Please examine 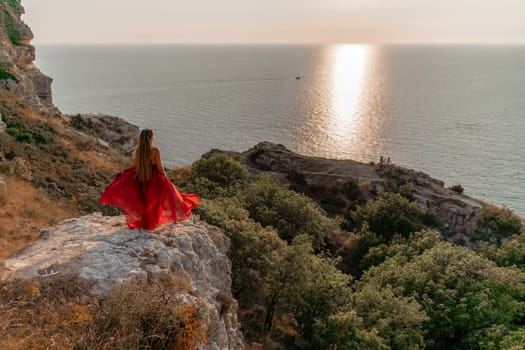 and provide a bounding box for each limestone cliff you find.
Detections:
[1,213,245,349]
[0,0,56,114]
